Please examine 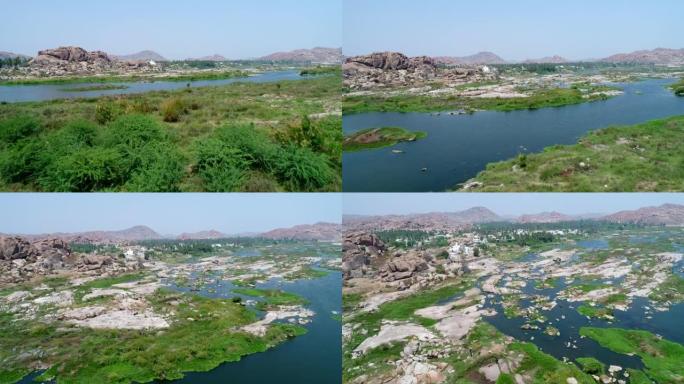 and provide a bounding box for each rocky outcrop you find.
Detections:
[380,251,430,285]
[344,51,497,90]
[14,46,161,78]
[0,235,135,285]
[343,232,387,279]
[33,46,111,64]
